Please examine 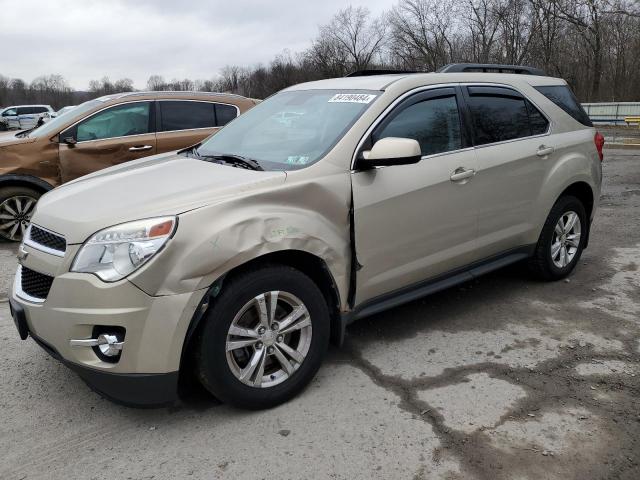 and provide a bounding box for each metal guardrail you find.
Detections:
[582,102,640,125]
